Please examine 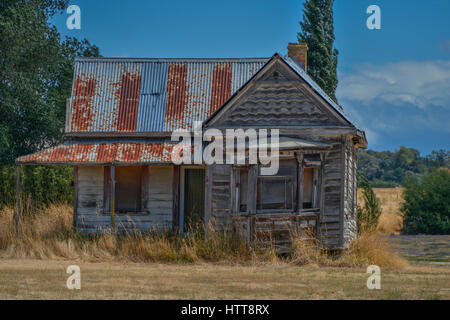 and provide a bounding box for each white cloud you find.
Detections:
[336,60,450,150]
[337,60,450,109]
